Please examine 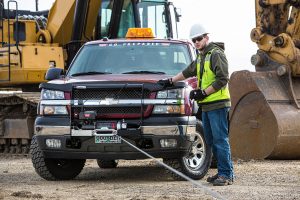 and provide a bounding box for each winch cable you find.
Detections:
[107,83,224,199]
[119,136,226,200]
